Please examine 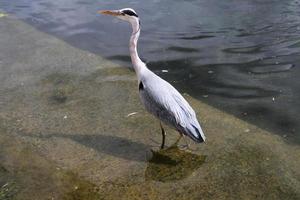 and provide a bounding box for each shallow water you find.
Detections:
[0,15,300,199]
[1,0,300,142]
